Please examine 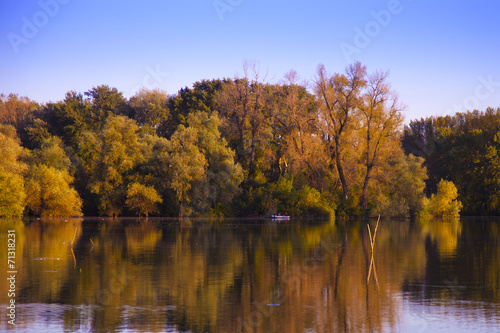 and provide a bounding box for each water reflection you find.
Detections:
[0,218,499,332]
